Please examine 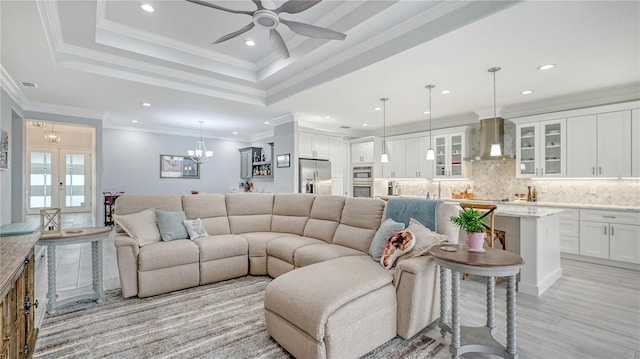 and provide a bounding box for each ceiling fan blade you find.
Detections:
[280,19,346,40]
[185,0,253,15]
[213,23,255,44]
[275,0,321,14]
[269,29,290,59]
[251,0,264,10]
